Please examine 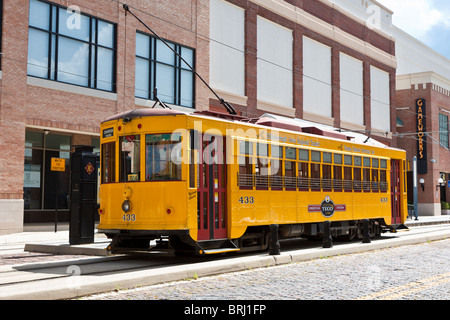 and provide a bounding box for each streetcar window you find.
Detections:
[255,157,269,188]
[240,141,253,155]
[311,151,321,162]
[344,155,352,166]
[354,156,362,166]
[353,167,361,191]
[323,164,332,190]
[333,164,343,191]
[310,163,320,191]
[363,167,371,192]
[271,145,282,158]
[323,152,332,163]
[343,166,352,192]
[372,158,379,168]
[380,169,388,192]
[284,160,296,189]
[363,157,371,167]
[334,154,342,165]
[119,135,141,182]
[285,147,296,160]
[298,162,309,191]
[145,133,182,181]
[101,142,116,183]
[257,143,268,156]
[299,149,309,161]
[372,168,379,192]
[380,159,387,169]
